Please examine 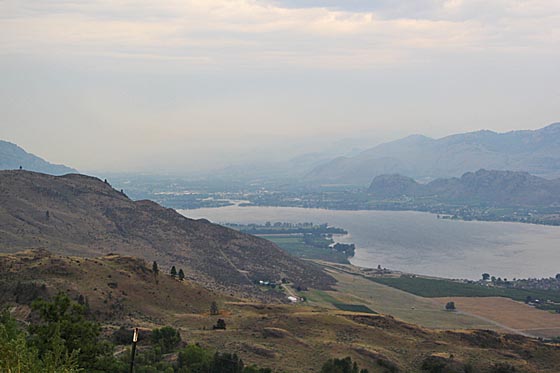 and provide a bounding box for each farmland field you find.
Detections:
[433,297,560,338]
[369,275,560,303]
[260,234,350,263]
